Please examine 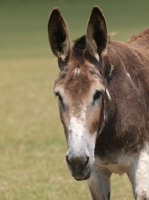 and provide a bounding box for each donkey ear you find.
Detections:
[48,8,71,61]
[86,6,107,61]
